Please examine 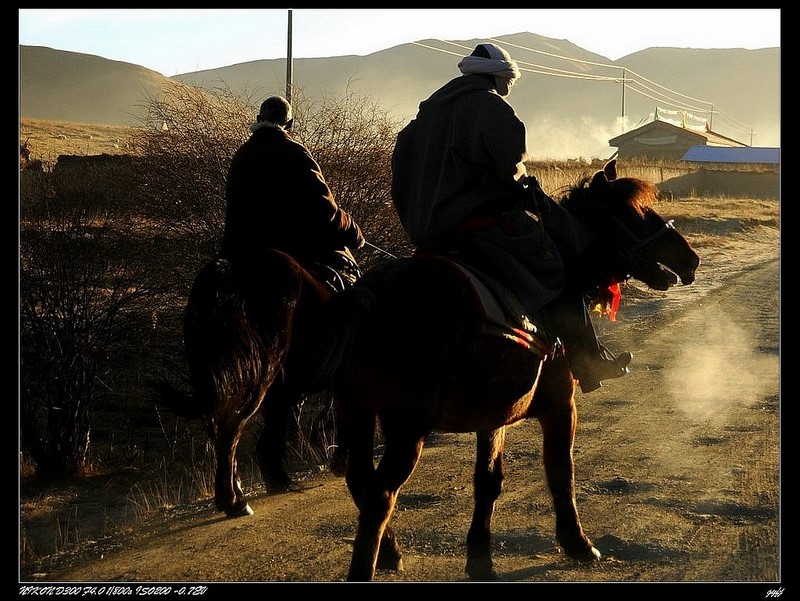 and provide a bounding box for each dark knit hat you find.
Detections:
[258,96,293,126]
